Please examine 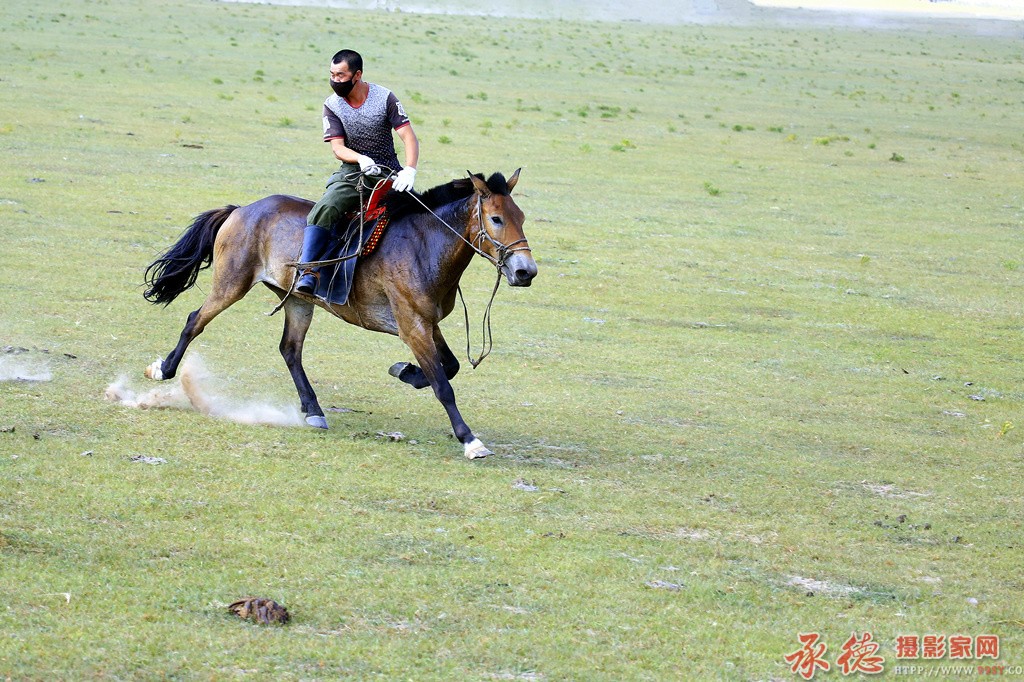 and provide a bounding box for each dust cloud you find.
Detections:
[105,354,305,427]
